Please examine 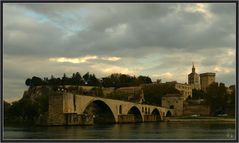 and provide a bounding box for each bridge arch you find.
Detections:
[151,108,162,121]
[83,99,116,123]
[166,110,172,117]
[127,106,143,122]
